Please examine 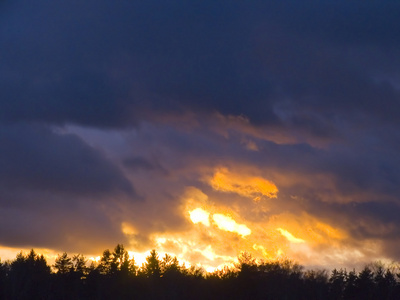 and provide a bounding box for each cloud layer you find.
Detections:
[1,0,400,269]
